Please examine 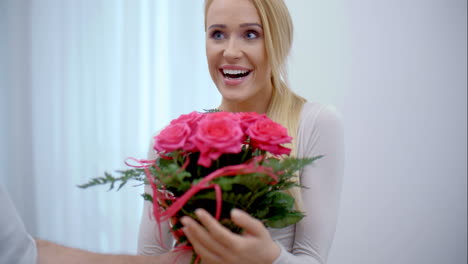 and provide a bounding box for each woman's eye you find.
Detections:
[211,31,225,40]
[245,31,258,39]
